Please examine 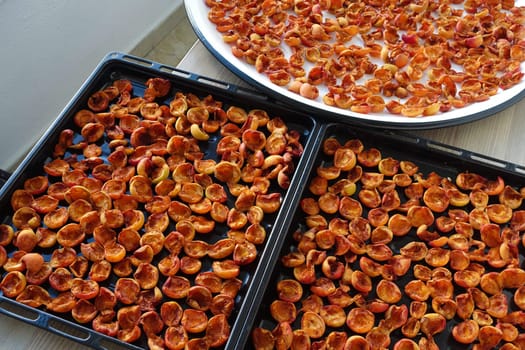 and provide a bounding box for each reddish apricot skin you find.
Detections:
[162,276,191,300]
[351,270,372,293]
[159,301,183,328]
[480,272,503,295]
[252,328,275,349]
[376,279,402,304]
[404,280,430,301]
[270,300,297,323]
[425,247,450,267]
[47,291,76,313]
[320,304,346,328]
[515,285,525,310]
[277,279,303,303]
[164,325,188,350]
[346,307,375,334]
[431,296,457,320]
[345,335,370,350]
[181,309,208,334]
[393,338,419,350]
[454,270,481,289]
[400,242,428,261]
[71,278,100,300]
[310,277,336,297]
[206,314,230,347]
[478,325,503,349]
[418,314,445,340]
[388,214,411,236]
[72,299,98,324]
[500,268,525,289]
[115,278,140,305]
[407,205,434,227]
[0,271,27,298]
[456,293,475,320]
[423,185,449,213]
[453,320,480,344]
[301,311,325,339]
[366,326,391,349]
[487,293,509,319]
[212,259,240,279]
